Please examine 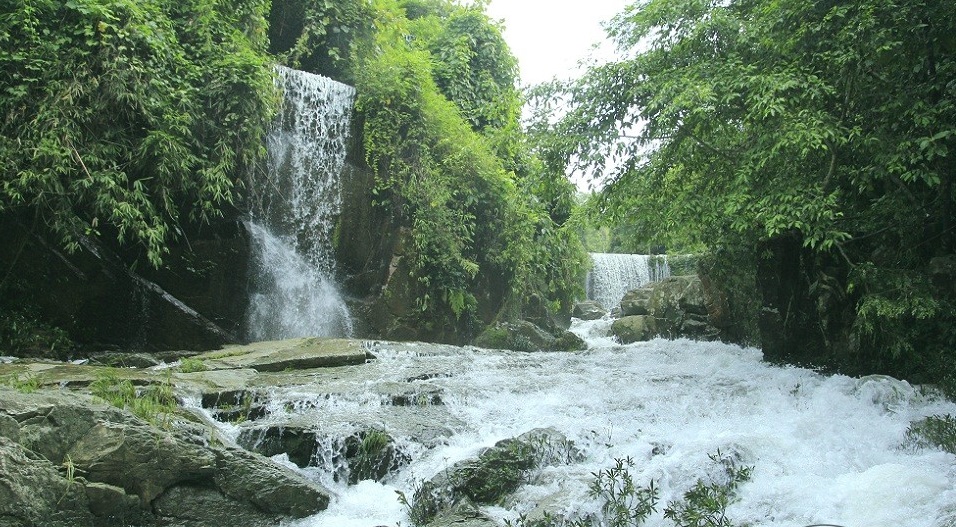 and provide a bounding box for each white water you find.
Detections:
[215,318,956,527]
[246,66,355,340]
[587,253,671,311]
